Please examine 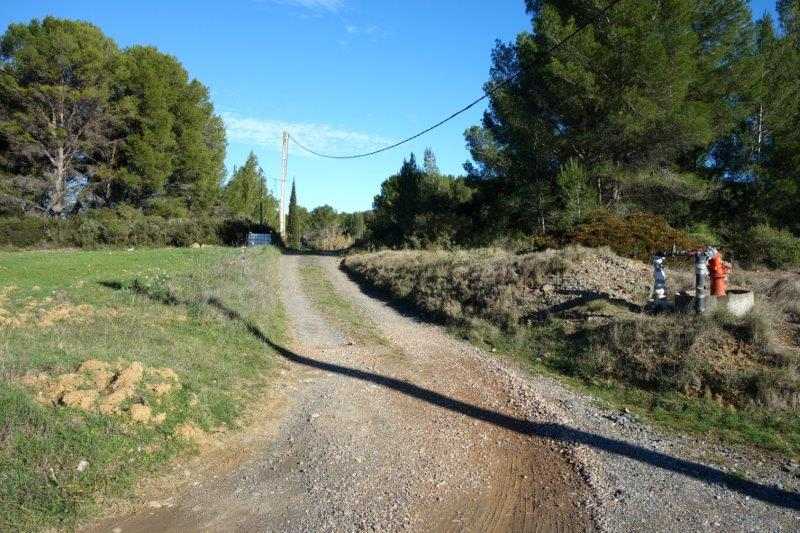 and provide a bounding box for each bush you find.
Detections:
[733,224,800,269]
[0,211,267,249]
[686,222,721,246]
[144,197,190,218]
[579,306,794,404]
[217,217,255,247]
[0,217,49,247]
[574,210,700,261]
